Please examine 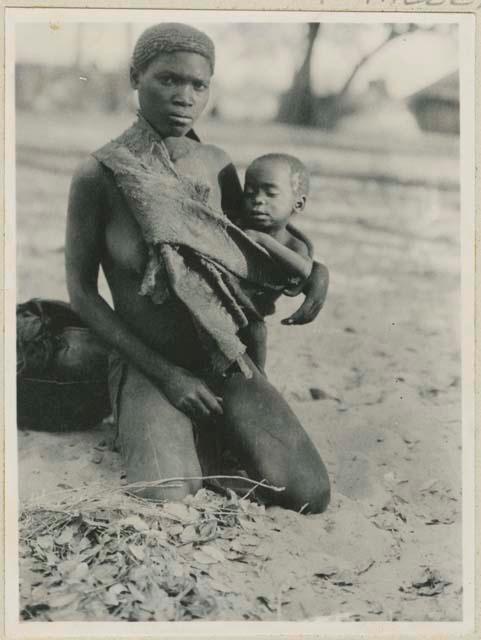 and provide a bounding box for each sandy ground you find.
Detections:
[15,111,462,621]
